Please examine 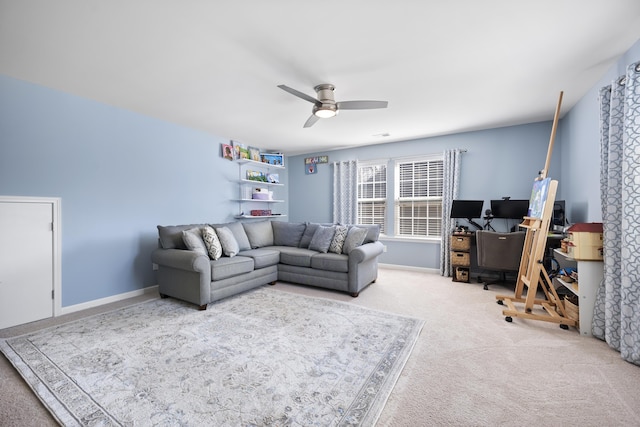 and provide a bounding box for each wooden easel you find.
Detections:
[495,92,575,329]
